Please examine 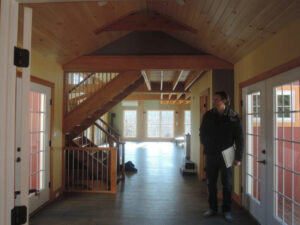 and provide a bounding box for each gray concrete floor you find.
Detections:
[30,142,258,225]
